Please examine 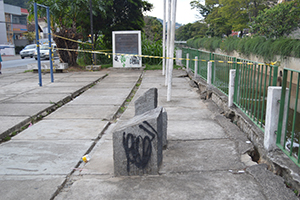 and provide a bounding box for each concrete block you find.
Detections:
[56,63,68,69]
[134,88,167,147]
[134,88,158,116]
[113,107,163,176]
[27,62,68,70]
[85,65,101,71]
